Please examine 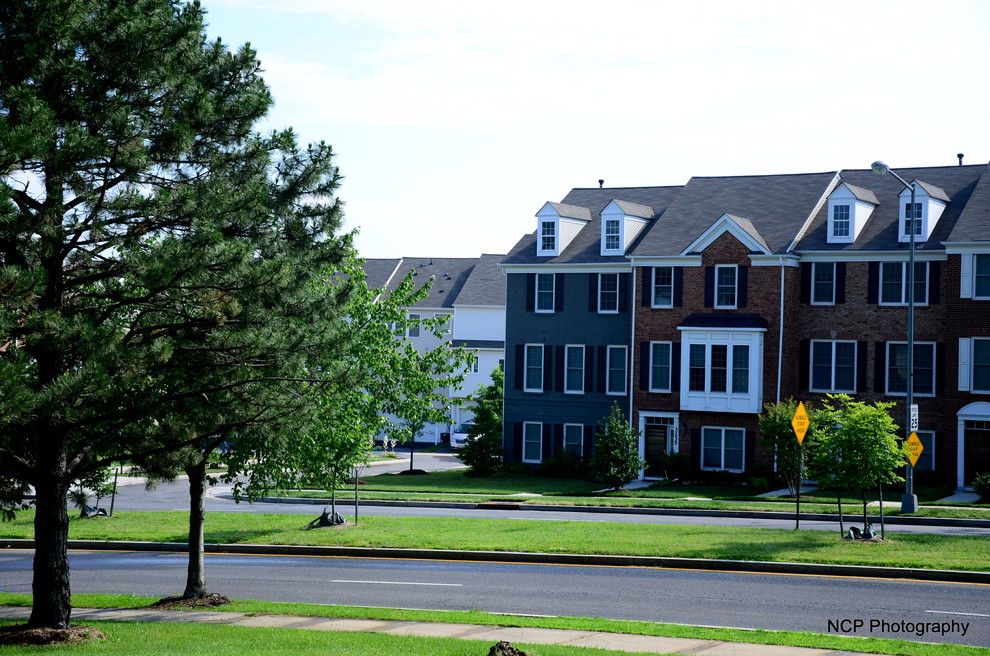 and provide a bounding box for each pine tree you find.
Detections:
[591,403,645,490]
[460,366,504,476]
